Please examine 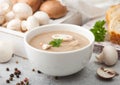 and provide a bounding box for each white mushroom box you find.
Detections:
[0,10,81,58]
